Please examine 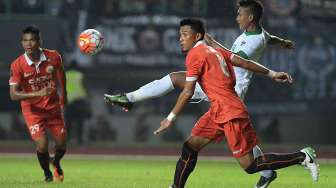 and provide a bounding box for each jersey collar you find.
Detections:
[244,27,262,36]
[24,48,47,66]
[193,40,205,48]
